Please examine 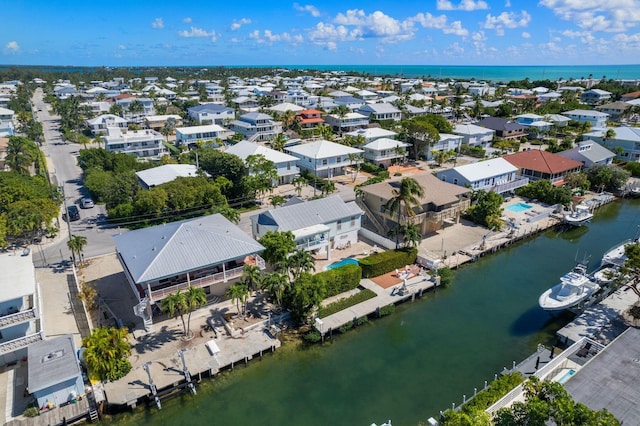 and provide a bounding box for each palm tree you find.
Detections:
[211,205,240,224]
[83,326,131,381]
[402,223,422,248]
[109,103,124,117]
[160,117,177,142]
[261,272,288,308]
[270,133,287,152]
[241,264,263,292]
[348,153,364,182]
[270,195,286,208]
[281,110,296,131]
[226,283,249,317]
[6,136,37,174]
[161,290,188,335]
[321,180,336,196]
[184,286,207,336]
[128,99,144,121]
[287,249,316,282]
[67,234,87,266]
[383,177,425,249]
[292,176,307,196]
